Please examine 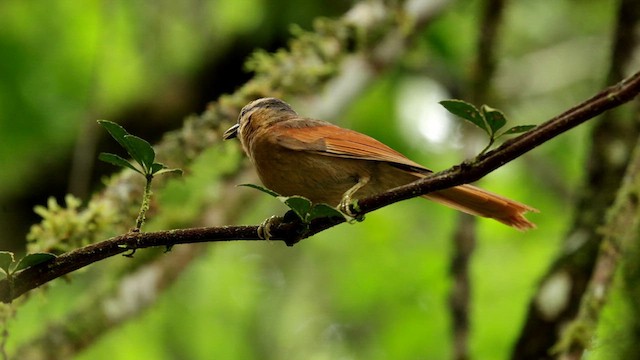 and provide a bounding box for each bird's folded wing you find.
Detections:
[274,123,431,174]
